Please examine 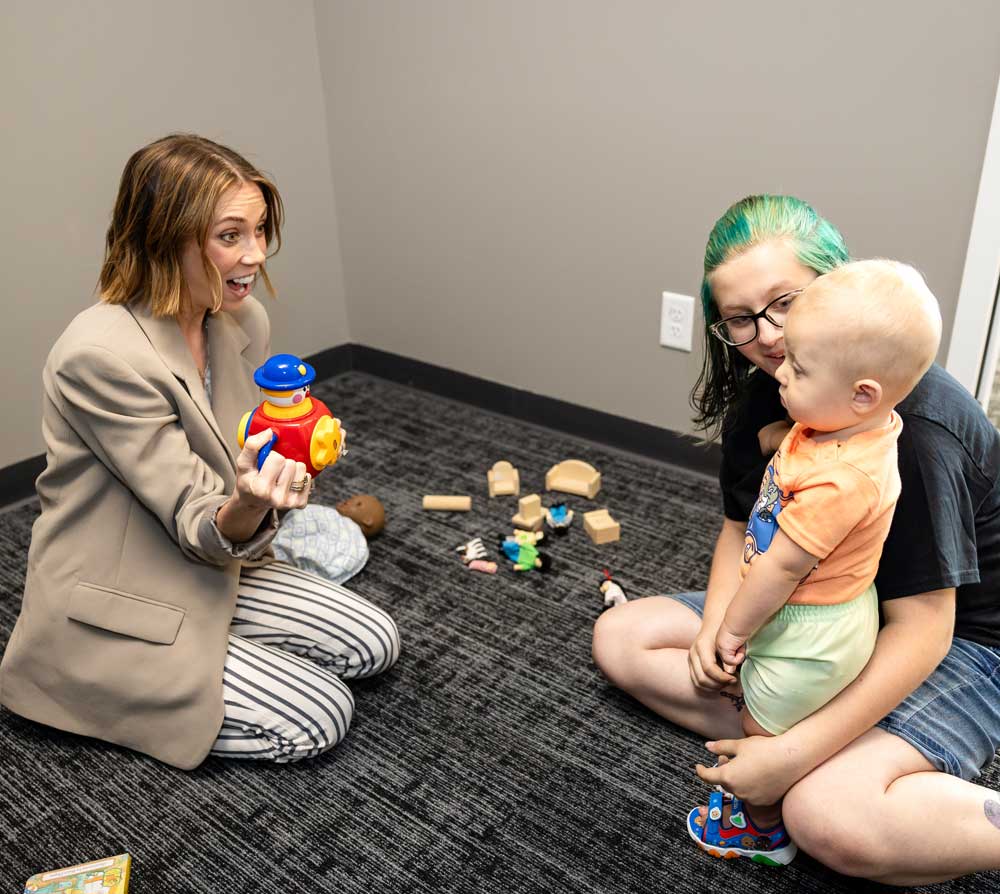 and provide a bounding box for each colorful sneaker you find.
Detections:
[686,791,797,866]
